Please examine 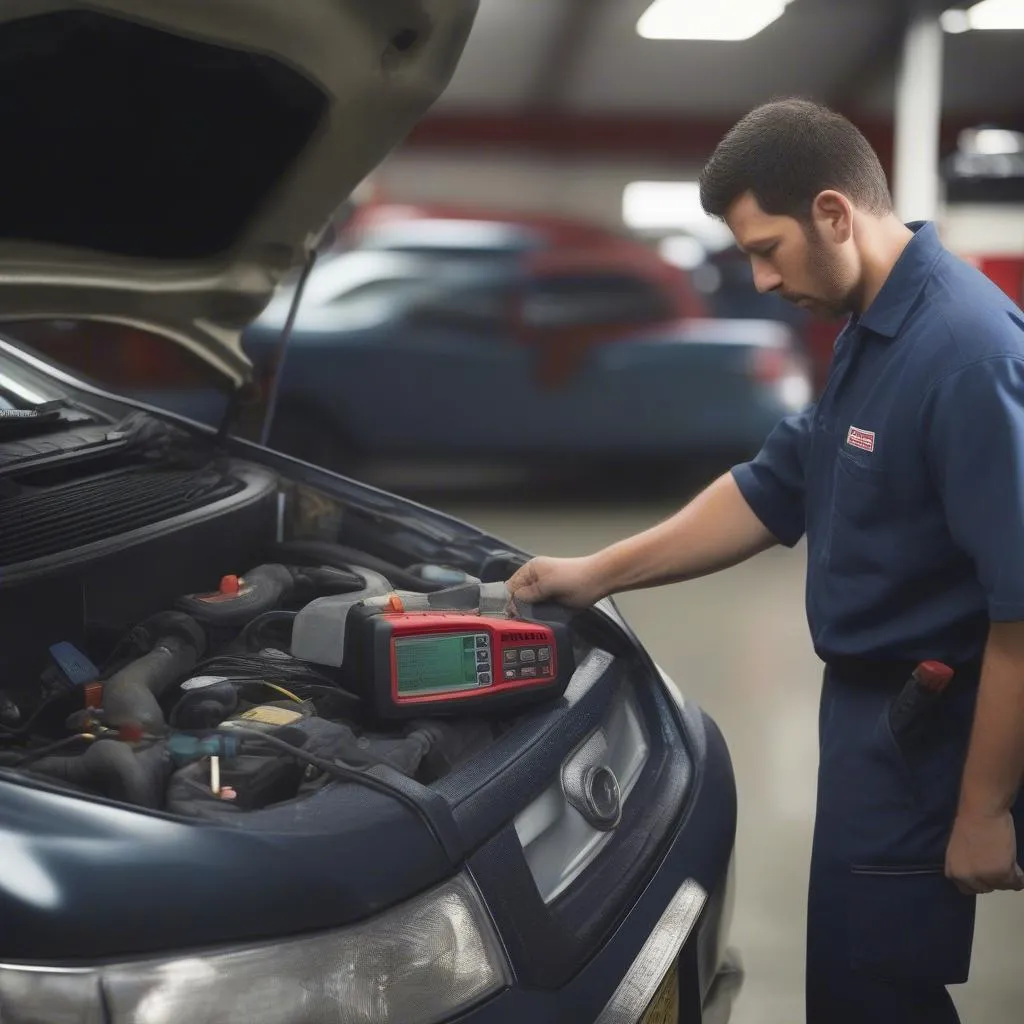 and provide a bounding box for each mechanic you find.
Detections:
[506,98,1024,1024]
